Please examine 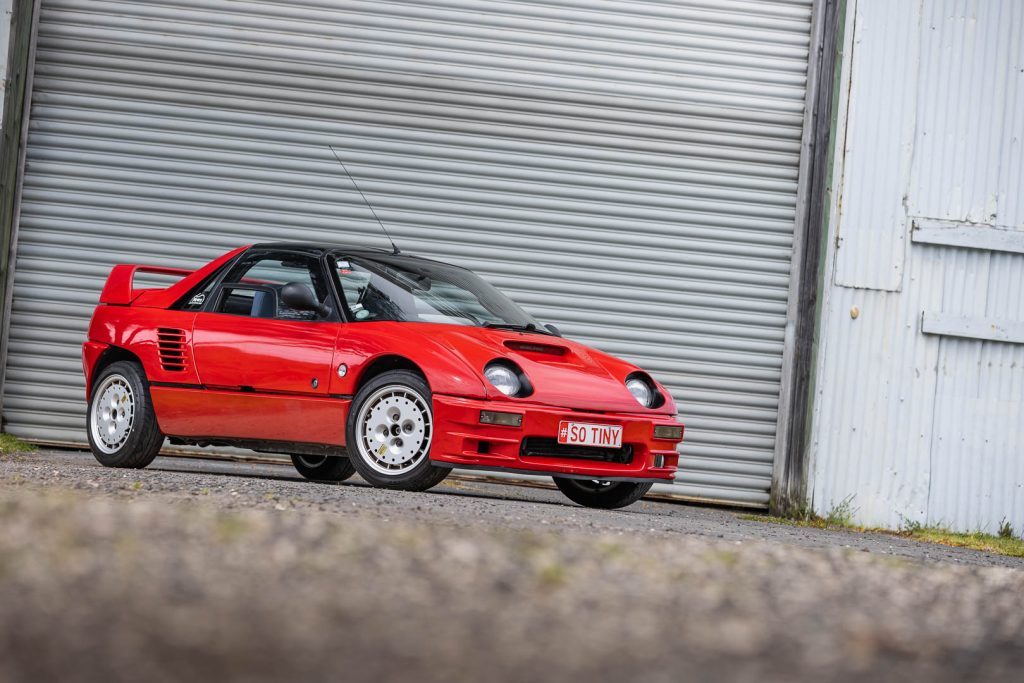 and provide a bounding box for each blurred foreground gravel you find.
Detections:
[1,450,1023,682]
